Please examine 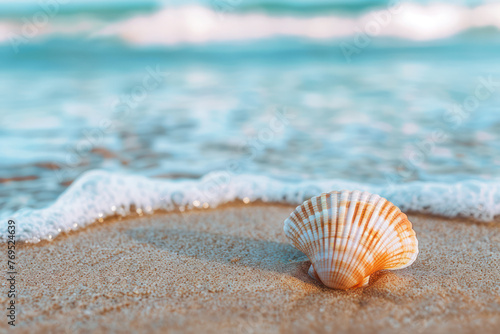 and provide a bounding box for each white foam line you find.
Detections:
[2,169,500,243]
